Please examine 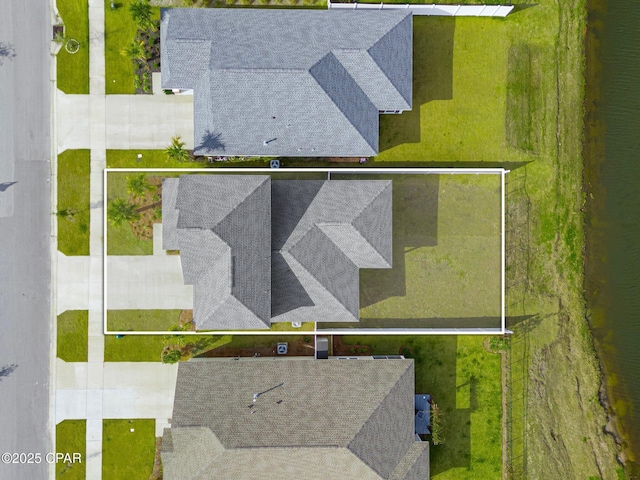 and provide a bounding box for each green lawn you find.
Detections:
[56,0,89,94]
[318,173,502,330]
[57,150,91,256]
[56,420,86,480]
[378,16,536,165]
[107,309,314,332]
[105,171,156,255]
[341,335,501,479]
[102,419,155,480]
[57,311,88,362]
[104,0,160,94]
